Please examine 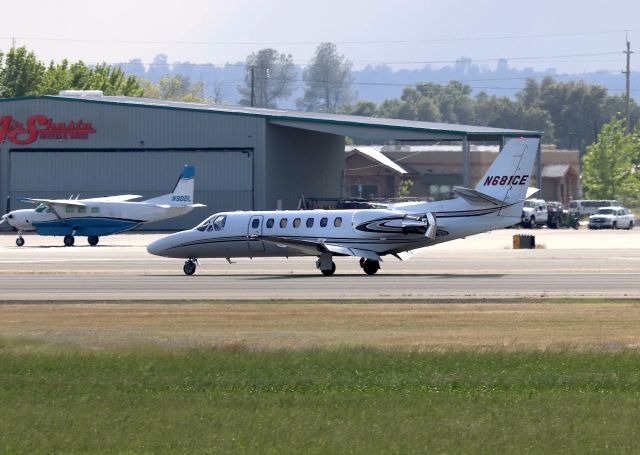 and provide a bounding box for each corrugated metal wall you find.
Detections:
[9,149,253,230]
[265,125,344,209]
